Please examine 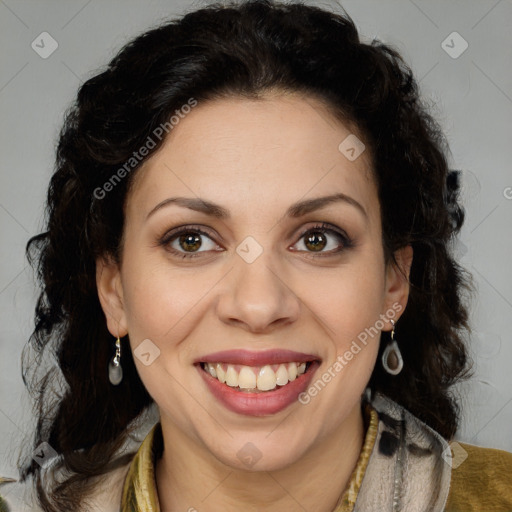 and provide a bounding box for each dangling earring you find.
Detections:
[108,337,123,385]
[381,319,403,375]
